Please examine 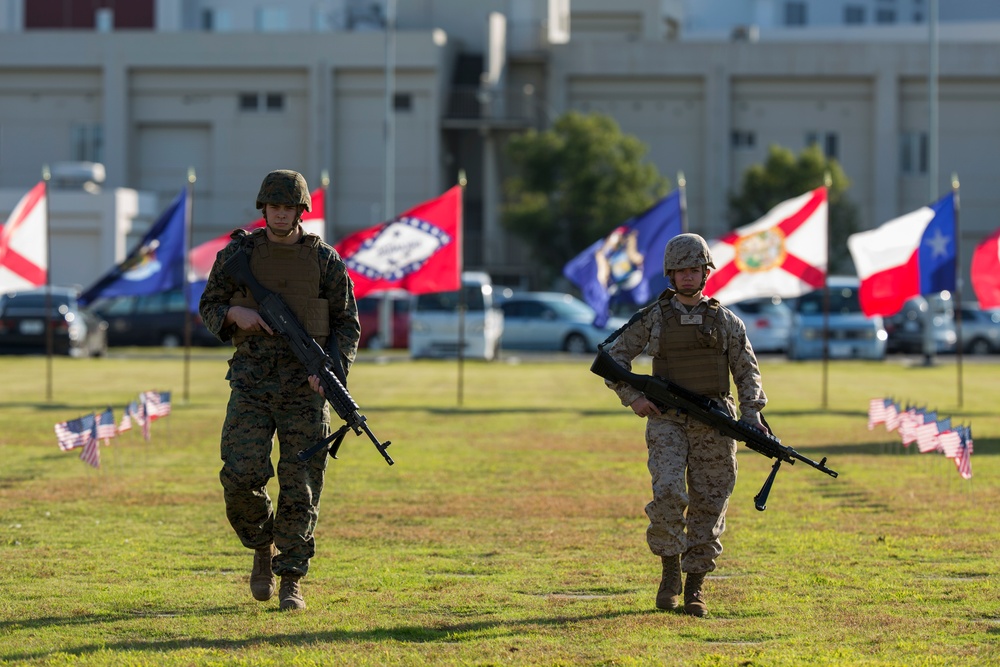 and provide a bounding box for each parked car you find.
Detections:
[727,296,793,354]
[88,289,221,347]
[786,276,887,361]
[957,303,1000,355]
[884,293,957,354]
[0,286,108,357]
[498,292,628,353]
[357,290,410,349]
[409,272,504,360]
